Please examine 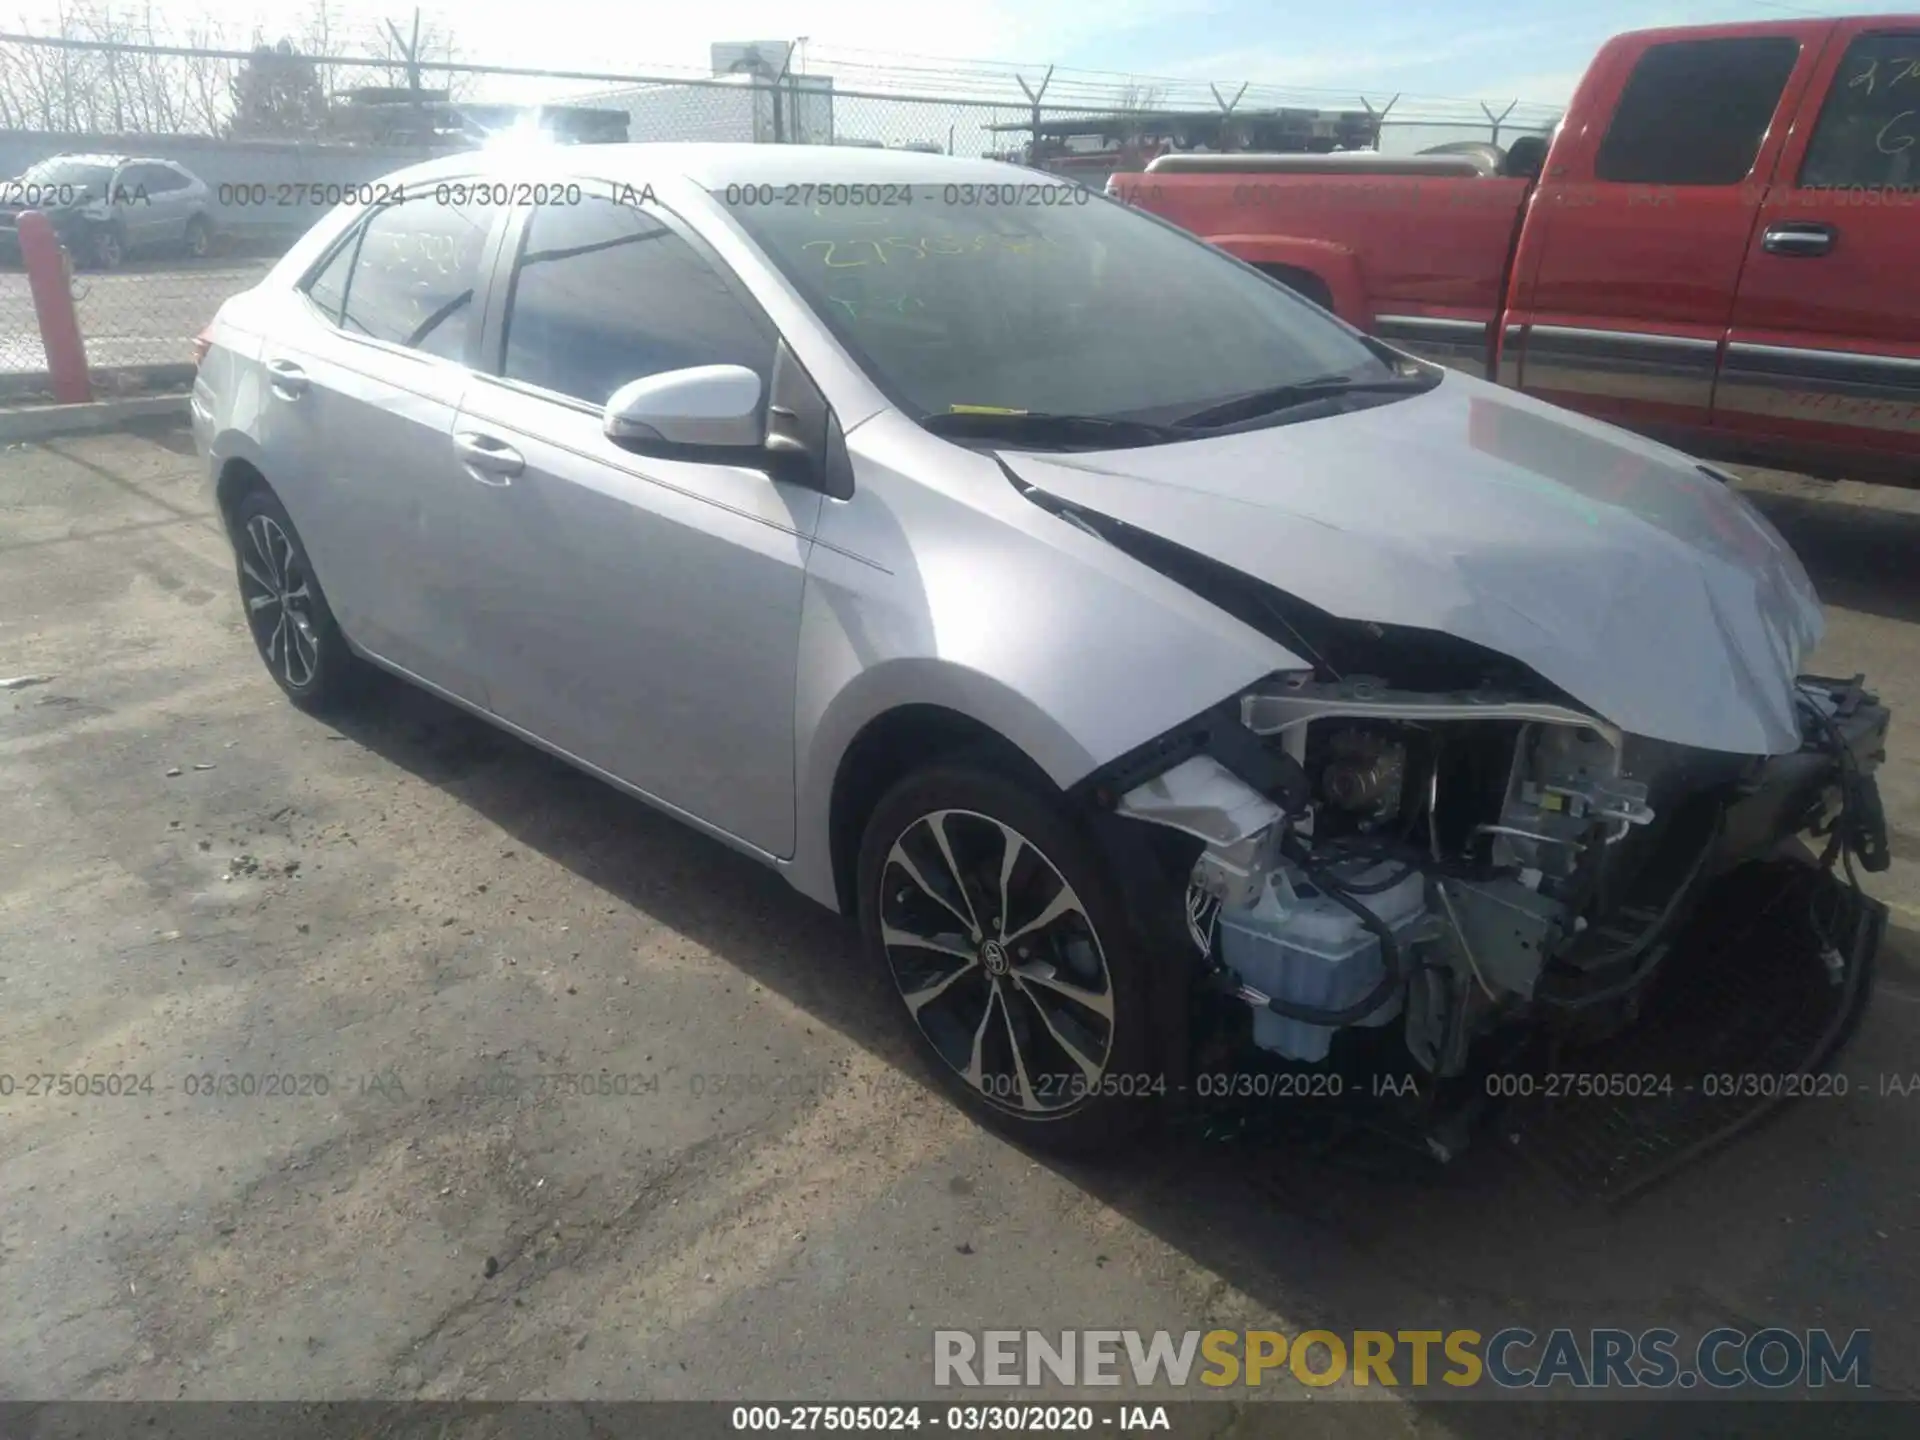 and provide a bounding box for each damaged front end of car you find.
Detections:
[997,391,1891,1183]
[1050,535,1892,1181]
[1084,661,1889,1173]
